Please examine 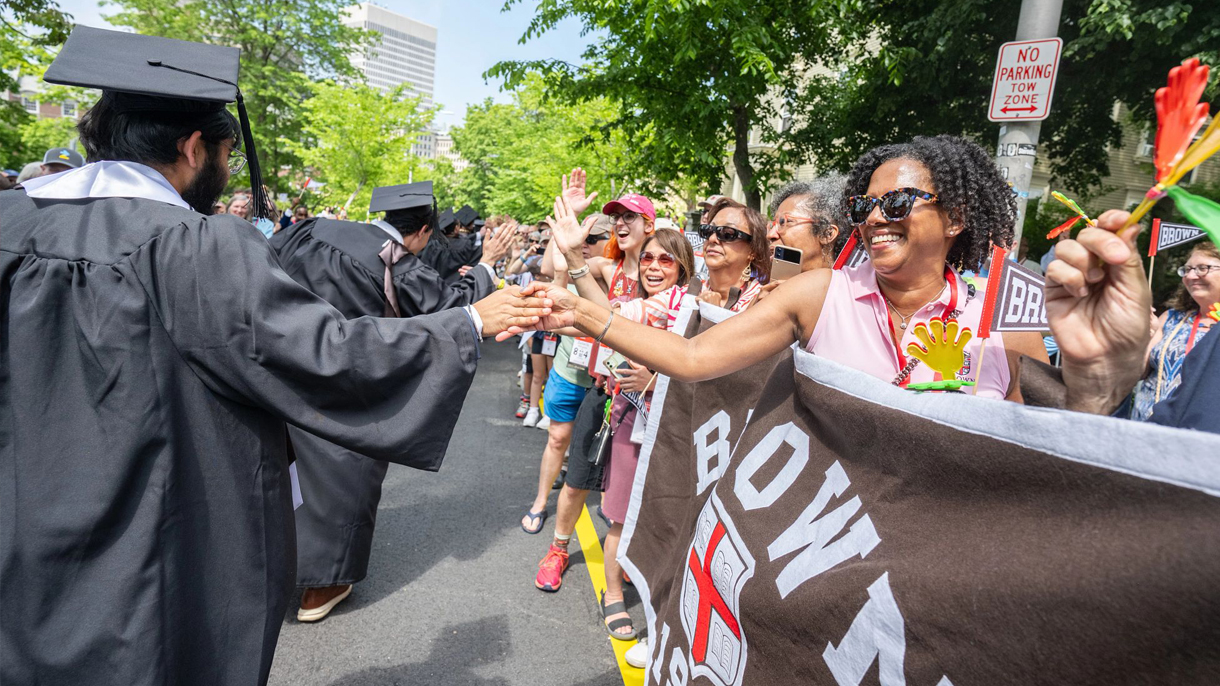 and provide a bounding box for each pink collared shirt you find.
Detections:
[806,262,1011,398]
